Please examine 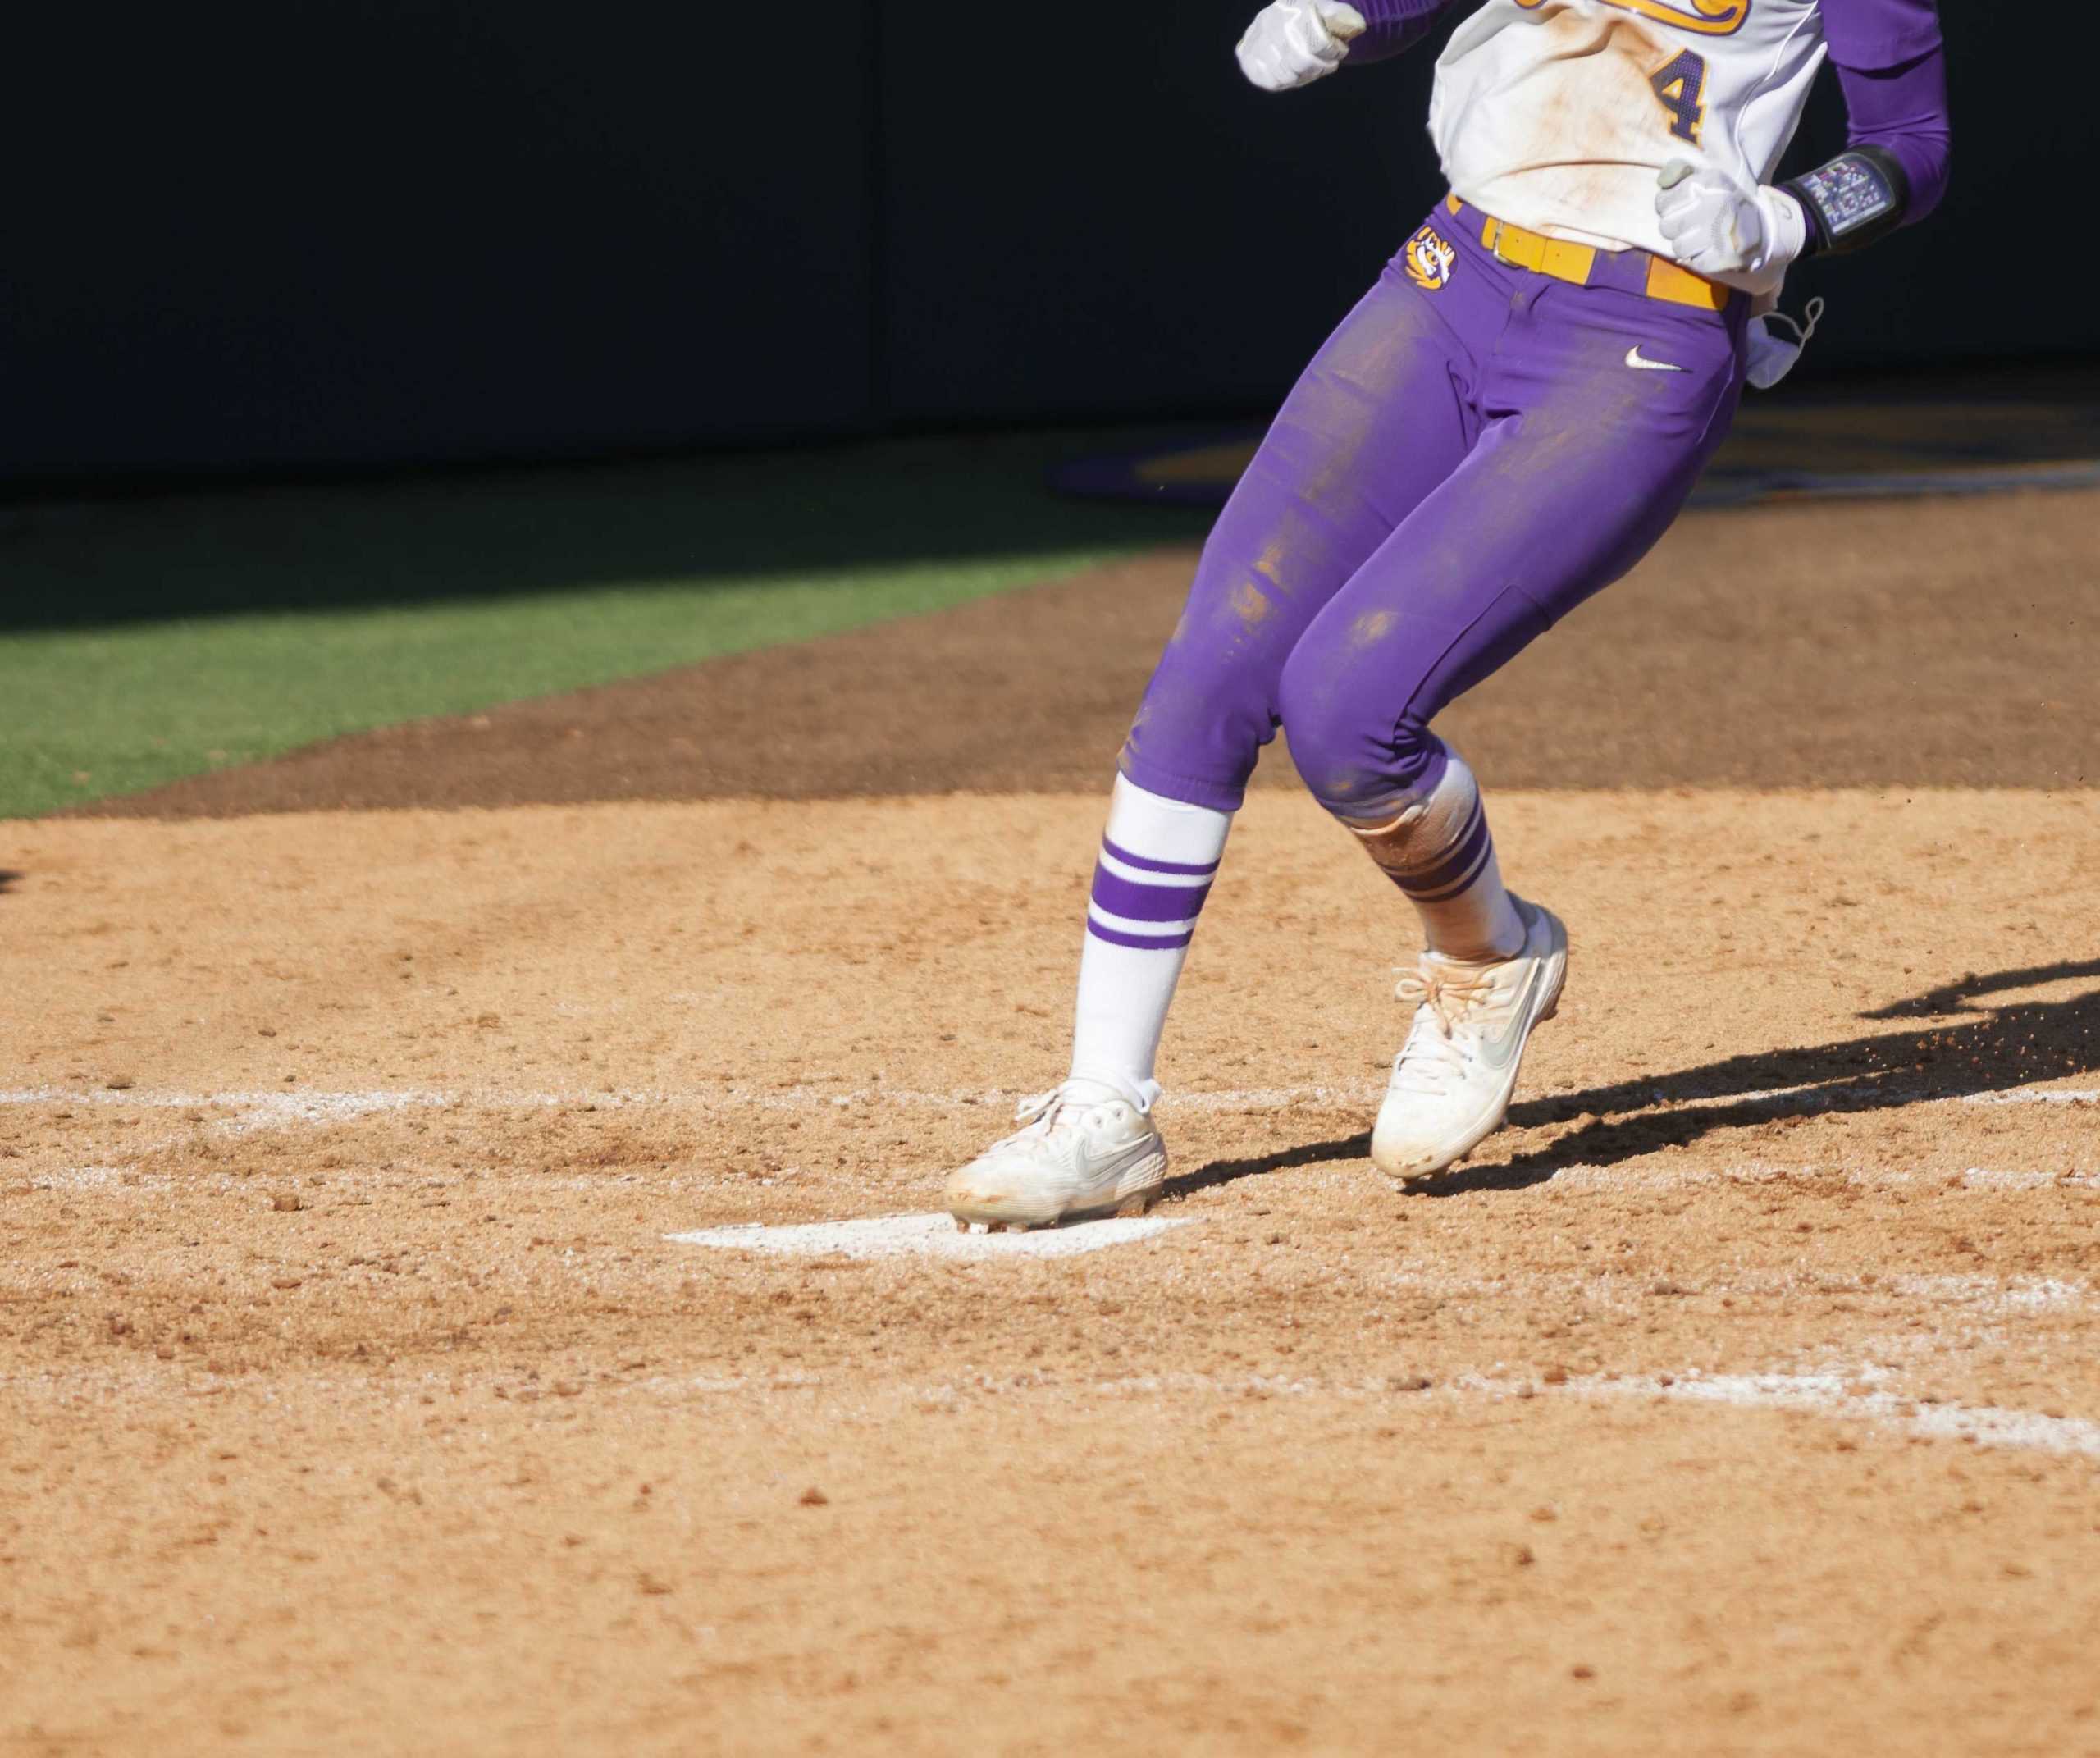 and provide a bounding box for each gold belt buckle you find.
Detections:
[1481,213,1596,285]
[1487,221,1540,272]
